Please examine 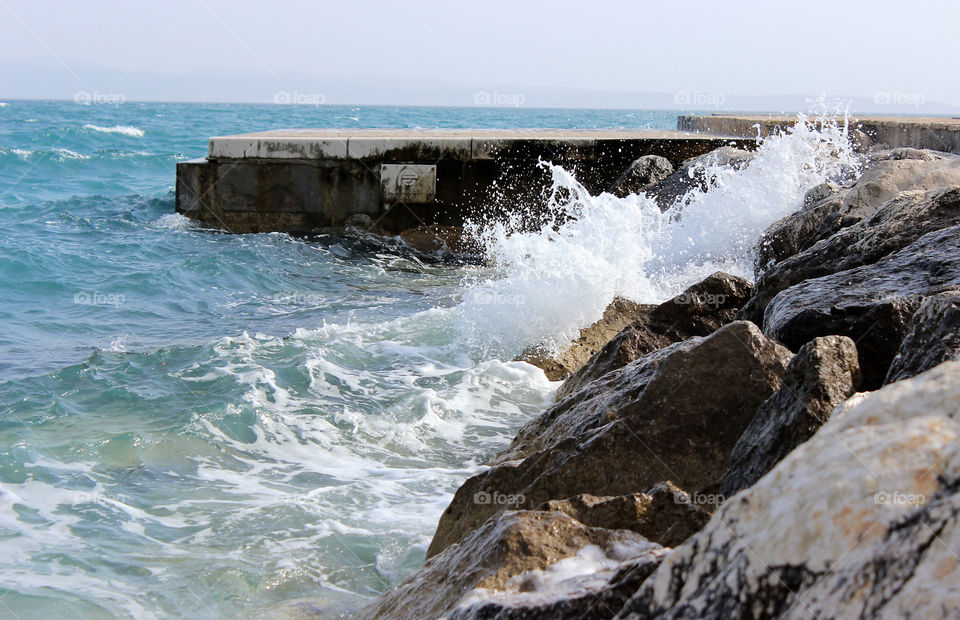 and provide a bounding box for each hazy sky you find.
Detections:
[2,0,958,110]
